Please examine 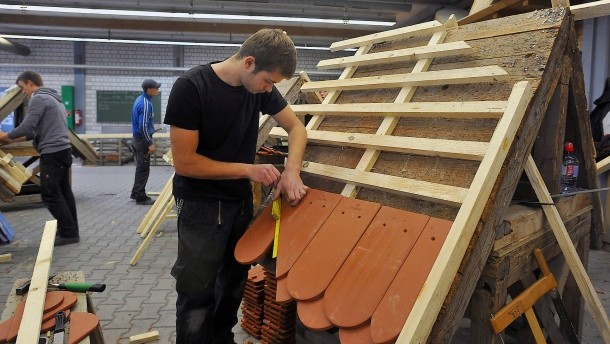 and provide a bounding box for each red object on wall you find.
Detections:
[74,109,82,126]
